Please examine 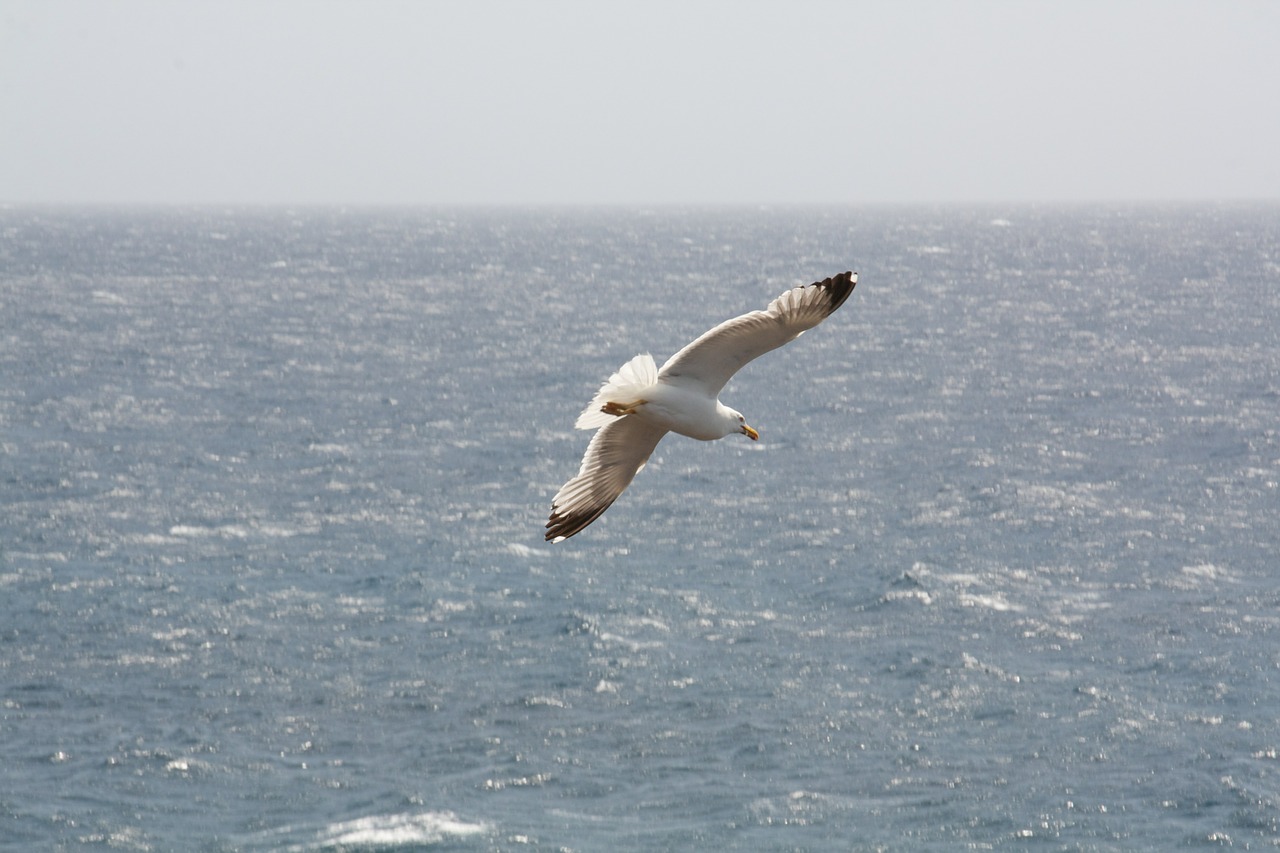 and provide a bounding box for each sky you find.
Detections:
[2,0,1279,206]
